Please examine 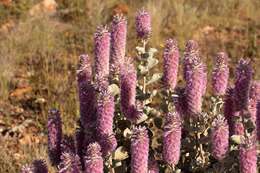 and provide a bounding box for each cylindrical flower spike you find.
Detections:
[135,9,151,39]
[96,90,117,156]
[212,52,229,96]
[148,157,159,173]
[223,87,235,133]
[48,109,62,165]
[77,55,96,132]
[256,102,260,141]
[234,59,253,111]
[183,40,200,81]
[239,138,257,173]
[84,142,104,173]
[61,135,76,154]
[110,14,127,75]
[120,59,139,121]
[211,115,229,161]
[131,126,149,173]
[162,38,179,91]
[163,112,182,166]
[21,160,48,173]
[248,81,260,123]
[58,152,81,173]
[94,26,110,86]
